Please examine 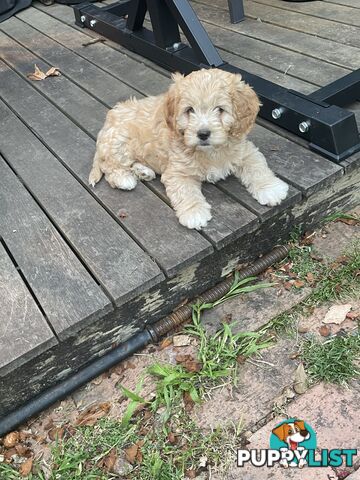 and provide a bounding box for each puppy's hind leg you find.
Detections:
[89,151,103,187]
